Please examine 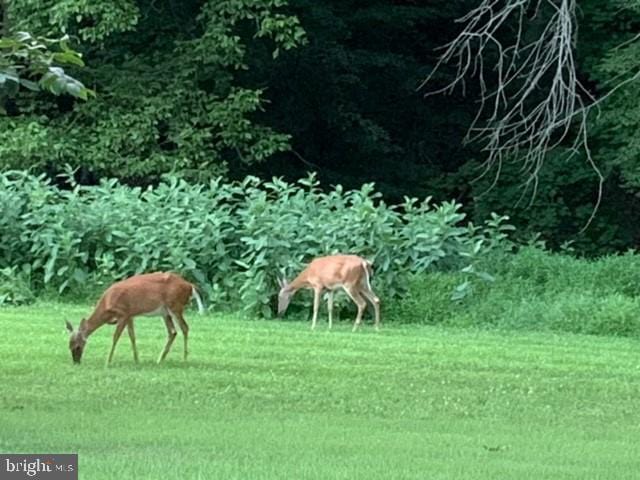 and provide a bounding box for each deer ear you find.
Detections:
[277,277,284,288]
[65,320,74,333]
